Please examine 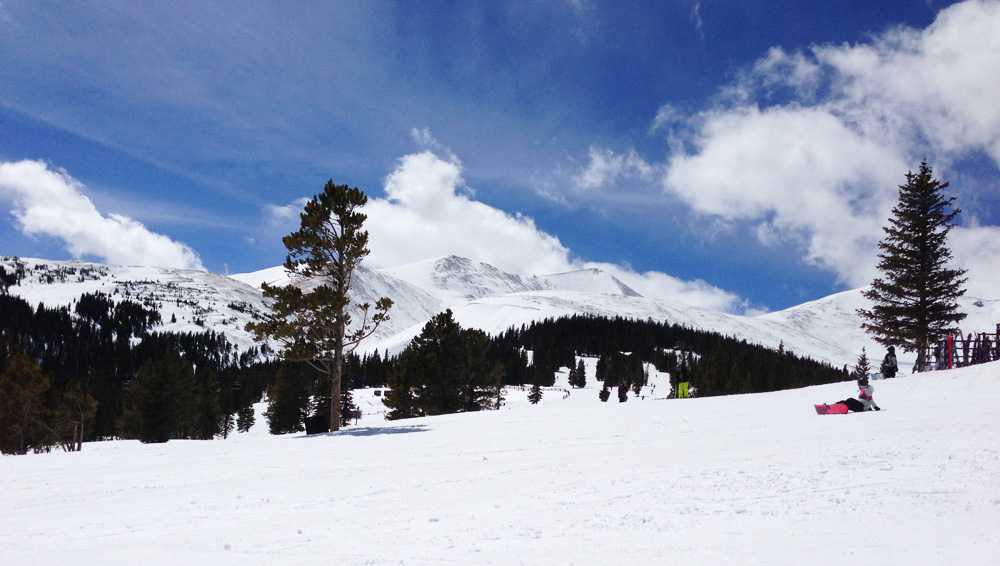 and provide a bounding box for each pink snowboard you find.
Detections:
[815,403,849,415]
